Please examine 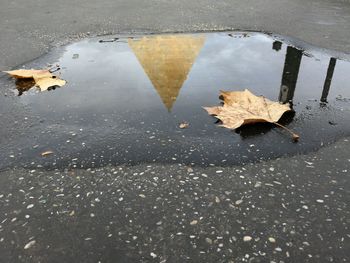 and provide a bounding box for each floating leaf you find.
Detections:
[4,69,66,92]
[204,89,299,141]
[4,69,52,79]
[34,76,66,91]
